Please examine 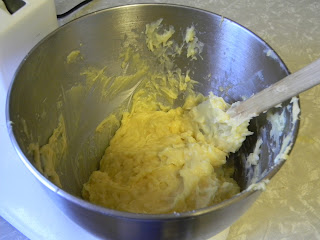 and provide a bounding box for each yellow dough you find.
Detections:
[82,93,251,214]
